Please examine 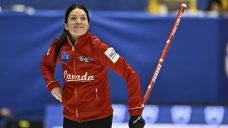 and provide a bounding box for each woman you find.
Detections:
[41,4,145,128]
